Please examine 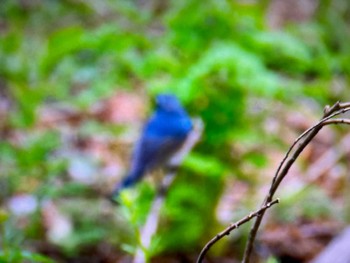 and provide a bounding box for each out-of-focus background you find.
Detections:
[1,0,350,262]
